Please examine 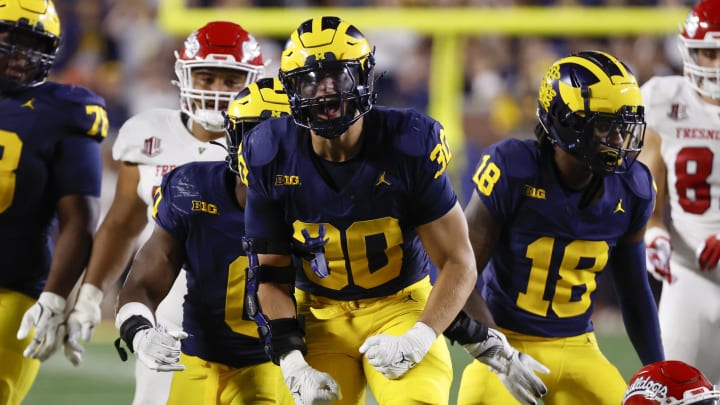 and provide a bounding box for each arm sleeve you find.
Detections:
[407,121,458,226]
[244,186,292,242]
[152,170,187,242]
[609,240,664,365]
